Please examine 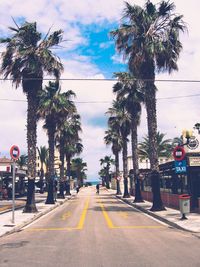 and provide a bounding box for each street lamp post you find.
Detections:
[182,129,193,146]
